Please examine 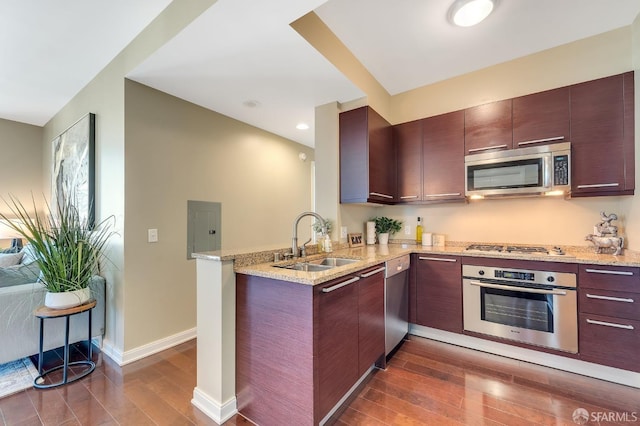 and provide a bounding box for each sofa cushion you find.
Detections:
[0,263,40,288]
[0,252,23,267]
